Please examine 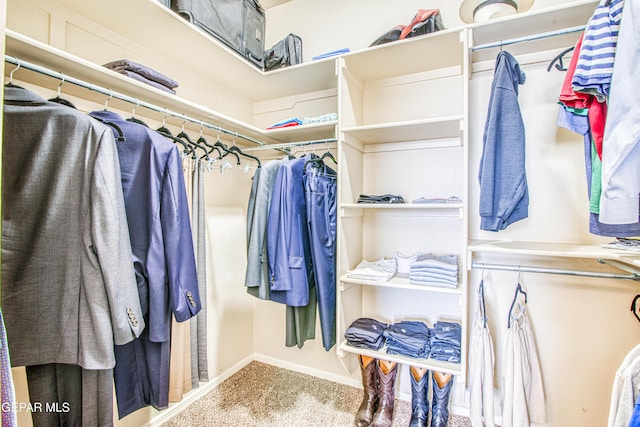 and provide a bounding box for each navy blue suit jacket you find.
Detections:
[90,110,201,417]
[267,155,314,307]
